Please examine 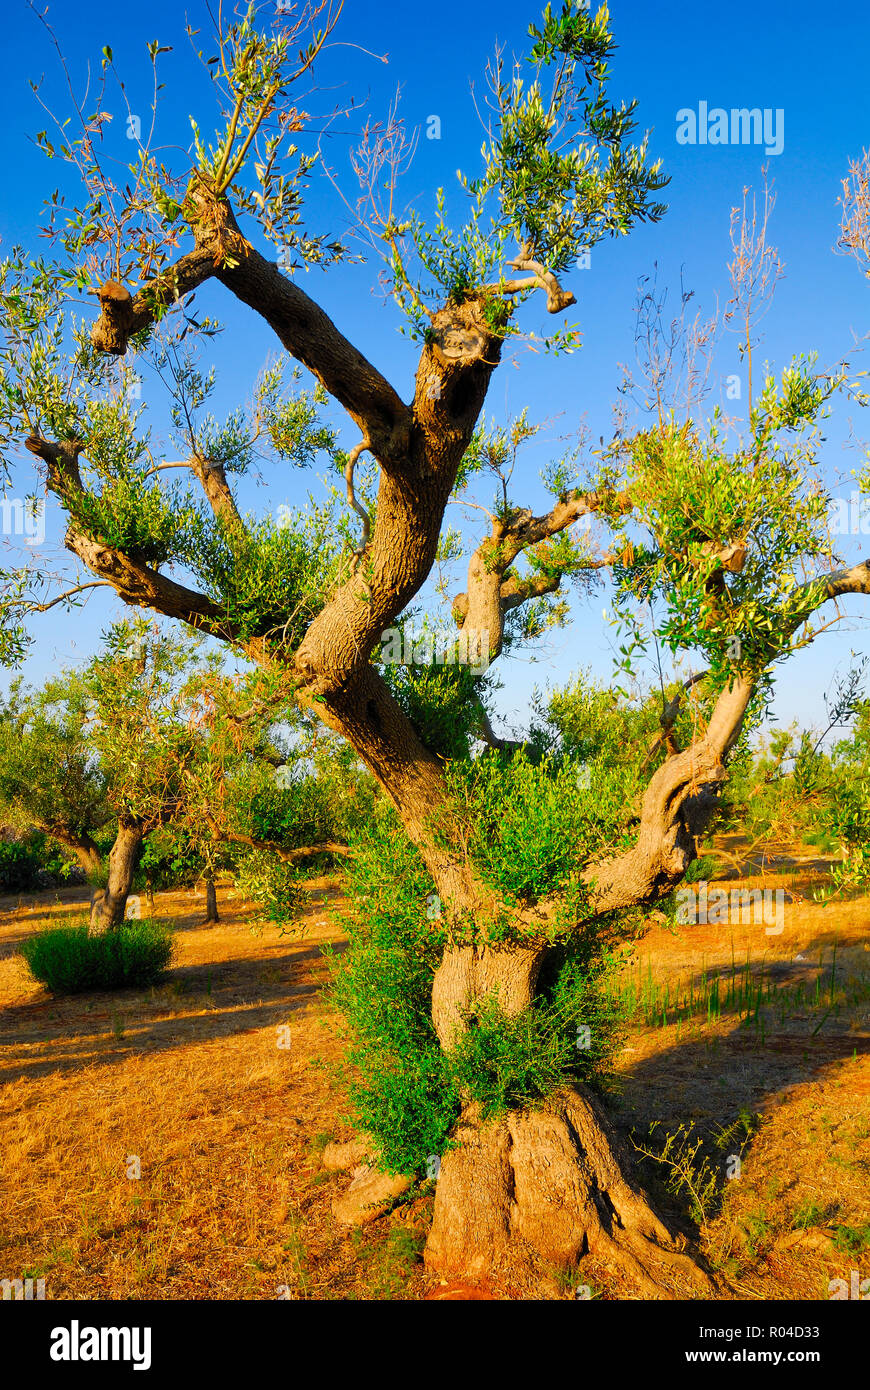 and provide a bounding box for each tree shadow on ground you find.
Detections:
[0,939,345,1087]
